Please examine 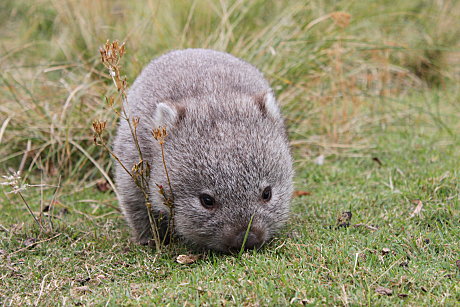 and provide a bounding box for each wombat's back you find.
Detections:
[128,49,271,112]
